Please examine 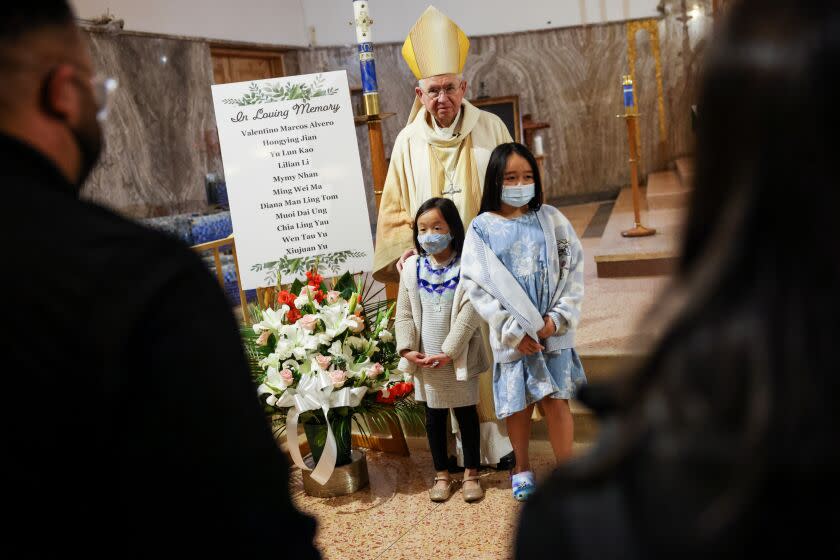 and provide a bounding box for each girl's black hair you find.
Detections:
[479,142,544,215]
[412,197,465,256]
